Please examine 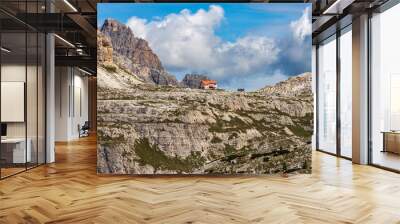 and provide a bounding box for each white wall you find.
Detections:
[1,65,26,139]
[1,63,46,164]
[55,67,89,141]
[72,73,89,138]
[55,66,70,141]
